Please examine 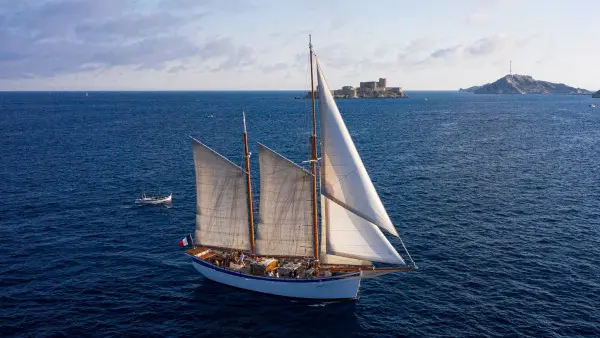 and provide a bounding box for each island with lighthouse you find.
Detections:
[458,61,593,95]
